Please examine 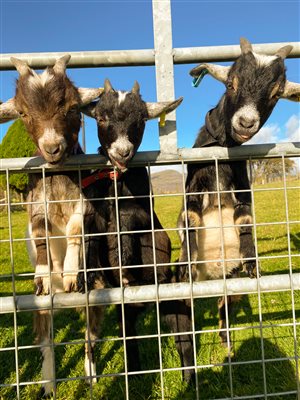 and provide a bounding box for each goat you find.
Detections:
[80,79,185,376]
[0,55,103,397]
[176,37,300,379]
